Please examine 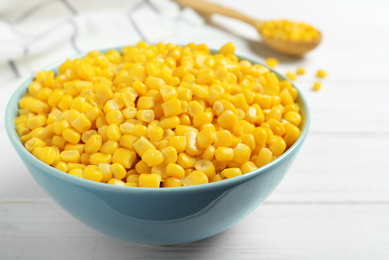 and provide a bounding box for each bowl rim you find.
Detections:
[5,45,310,194]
